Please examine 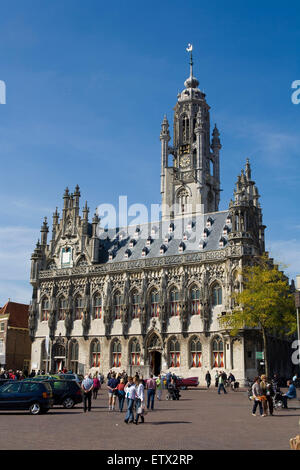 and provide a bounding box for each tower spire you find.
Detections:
[186,43,193,77]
